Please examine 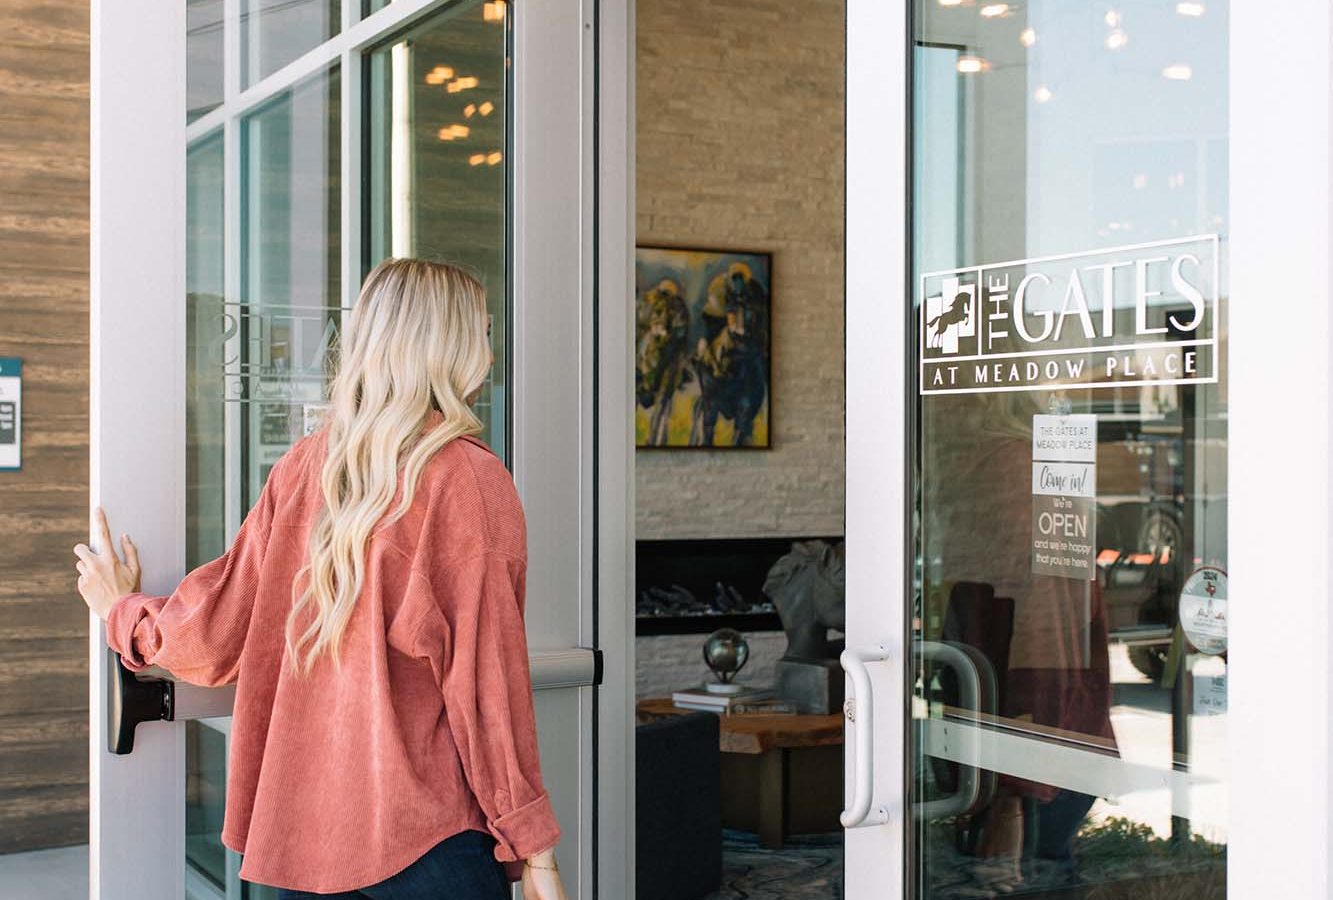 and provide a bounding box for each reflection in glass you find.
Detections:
[241,66,342,508]
[188,0,225,123]
[187,134,227,570]
[242,0,341,89]
[184,132,249,900]
[366,0,510,457]
[367,0,507,16]
[910,2,1228,897]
